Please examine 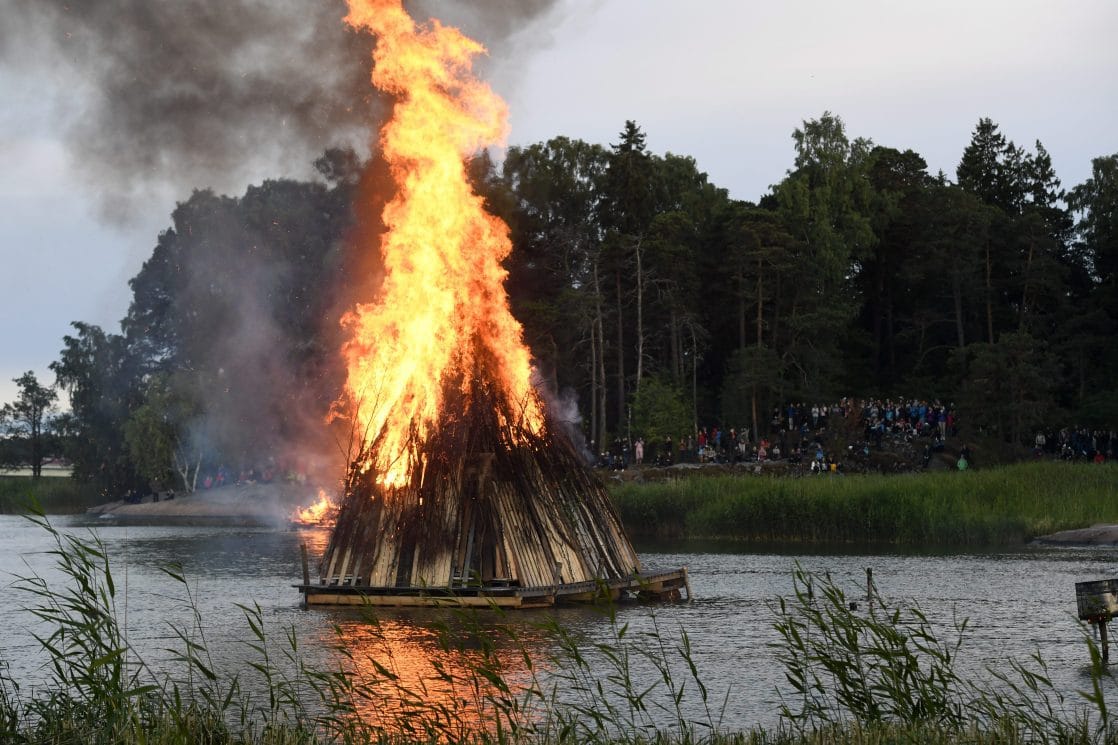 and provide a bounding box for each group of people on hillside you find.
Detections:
[194,458,312,491]
[595,396,959,473]
[596,395,1115,473]
[1034,427,1117,462]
